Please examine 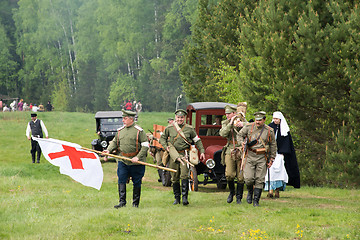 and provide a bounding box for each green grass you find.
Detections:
[1,111,359,239]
